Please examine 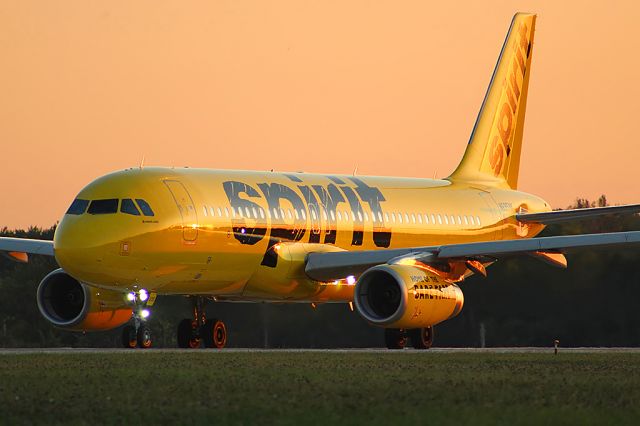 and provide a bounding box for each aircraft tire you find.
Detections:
[409,327,434,349]
[202,319,227,349]
[177,318,199,348]
[384,328,407,350]
[137,325,152,349]
[121,325,137,349]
